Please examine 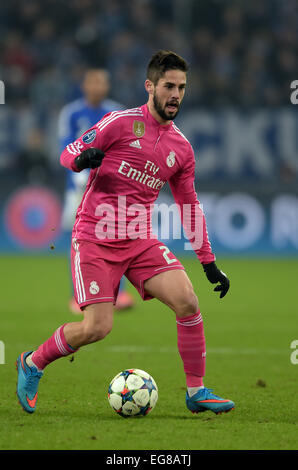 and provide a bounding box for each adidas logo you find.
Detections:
[129,139,142,149]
